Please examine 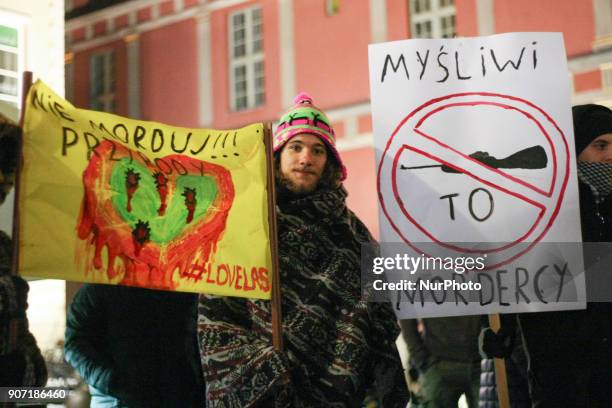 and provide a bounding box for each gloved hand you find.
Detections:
[479,326,515,359]
[11,276,29,316]
[408,366,419,382]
